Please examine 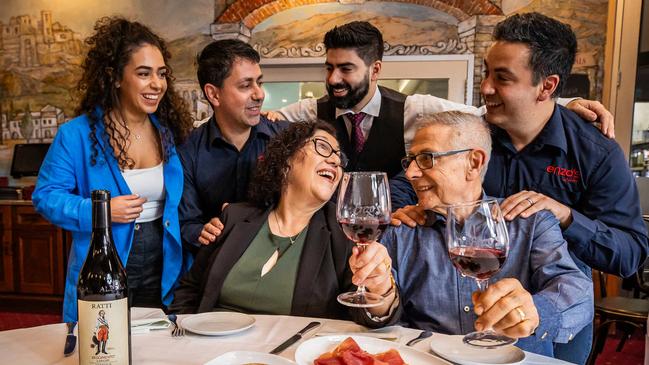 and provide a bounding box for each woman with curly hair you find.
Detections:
[169,121,400,326]
[33,17,193,322]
